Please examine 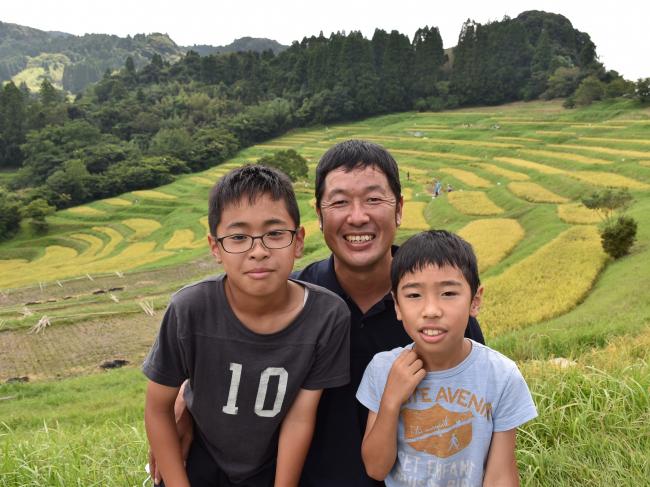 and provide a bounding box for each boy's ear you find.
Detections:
[207,234,223,264]
[470,285,484,317]
[294,226,305,258]
[392,291,402,321]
